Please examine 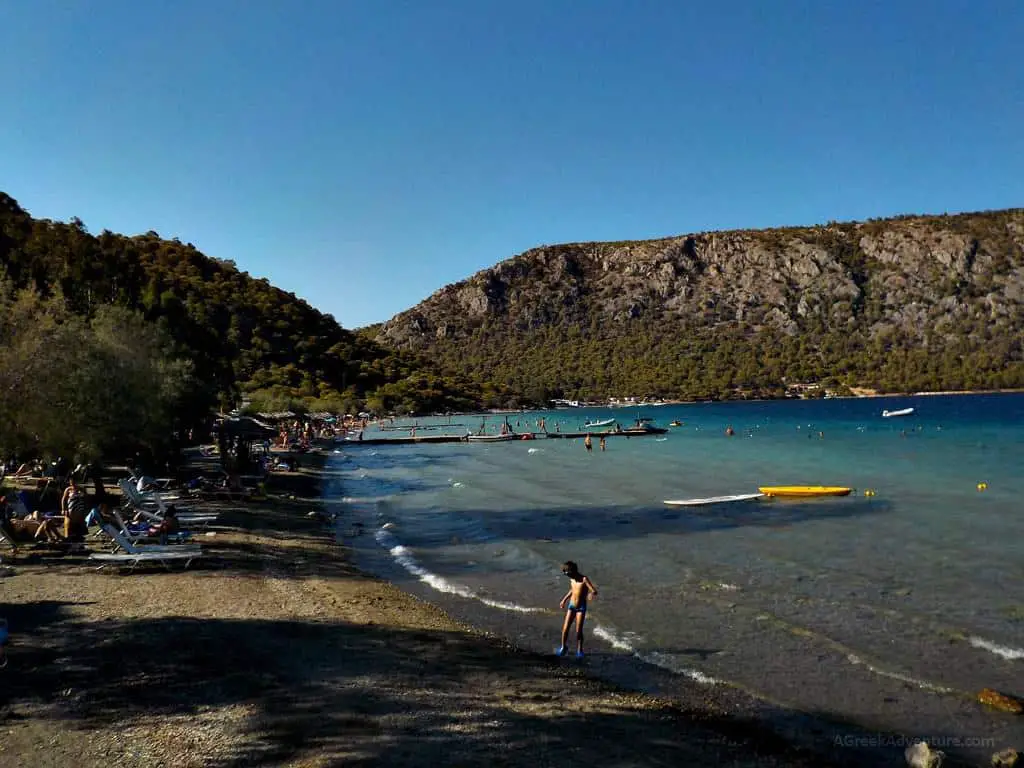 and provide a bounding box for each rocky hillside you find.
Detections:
[376,210,1024,400]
